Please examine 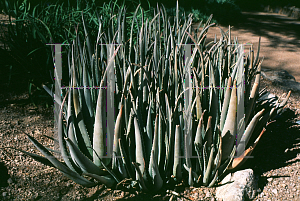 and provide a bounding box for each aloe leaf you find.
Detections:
[149,114,159,178]
[208,170,218,187]
[193,70,202,120]
[236,109,265,156]
[253,37,261,67]
[119,138,133,179]
[277,91,291,114]
[218,145,236,178]
[188,167,193,186]
[6,147,55,168]
[254,108,275,135]
[132,162,148,191]
[133,113,145,178]
[82,48,94,128]
[220,77,232,131]
[194,111,205,146]
[232,128,266,170]
[194,142,203,176]
[25,134,96,187]
[149,149,163,192]
[93,44,122,167]
[92,70,108,167]
[203,145,214,186]
[112,105,123,170]
[67,87,78,147]
[58,91,81,173]
[42,84,61,106]
[173,125,182,181]
[245,61,262,124]
[157,101,164,169]
[164,93,173,172]
[204,116,213,152]
[146,101,153,158]
[202,141,208,176]
[72,67,93,157]
[221,80,237,162]
[231,50,244,80]
[83,173,116,188]
[65,138,105,176]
